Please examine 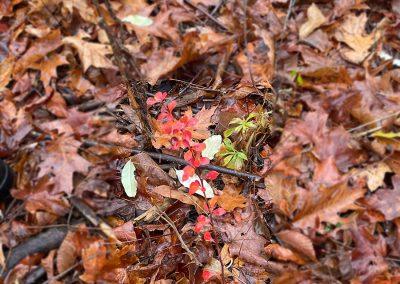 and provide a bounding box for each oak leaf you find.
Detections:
[63,36,115,71]
[334,13,383,64]
[216,184,247,212]
[293,183,365,231]
[28,54,68,86]
[38,136,91,194]
[13,29,62,75]
[276,230,316,262]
